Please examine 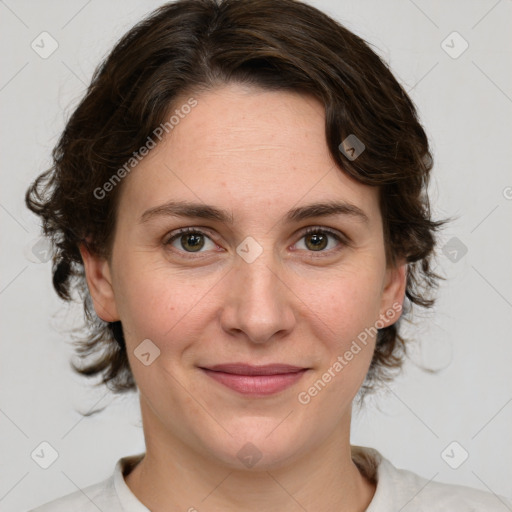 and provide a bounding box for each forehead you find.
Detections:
[118,84,380,225]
